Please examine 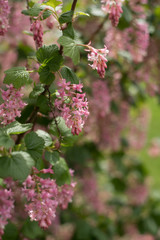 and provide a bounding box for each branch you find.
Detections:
[46,87,63,146]
[71,0,78,12]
